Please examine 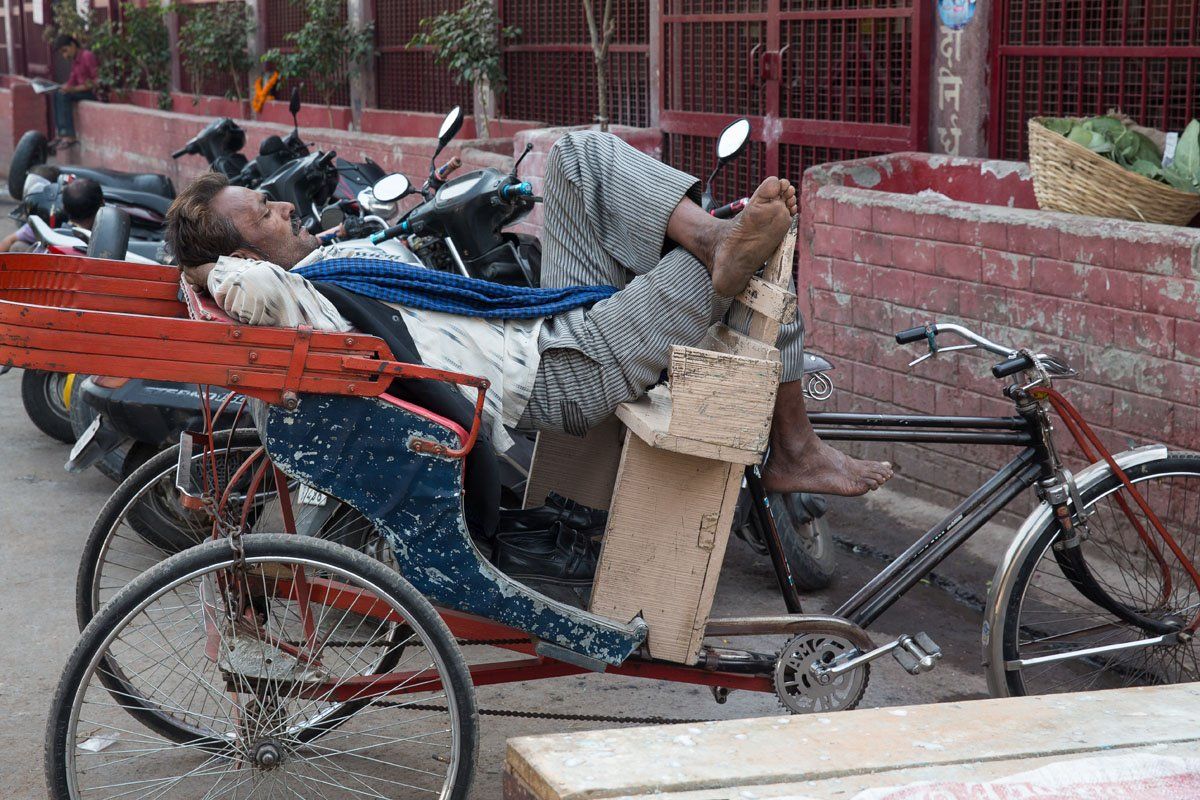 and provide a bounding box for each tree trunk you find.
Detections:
[473,74,493,140]
[595,57,608,132]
